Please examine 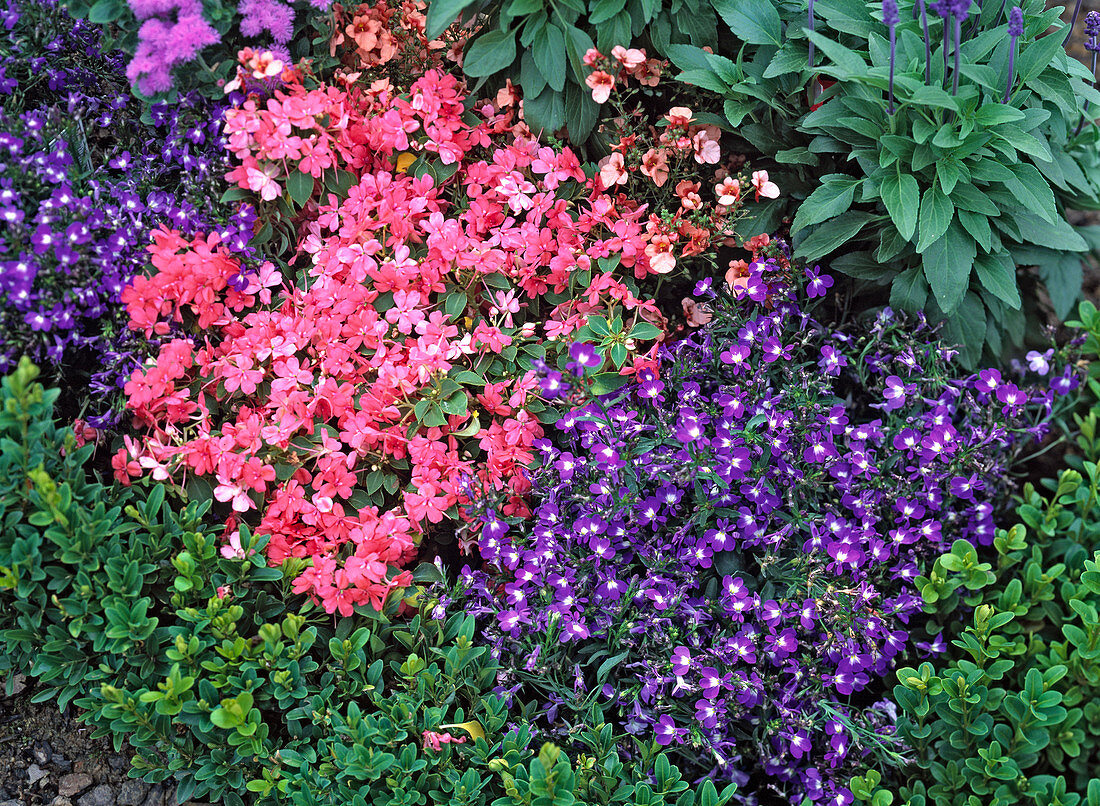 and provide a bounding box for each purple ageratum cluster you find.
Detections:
[449,265,1075,803]
[125,0,219,96]
[0,0,255,426]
